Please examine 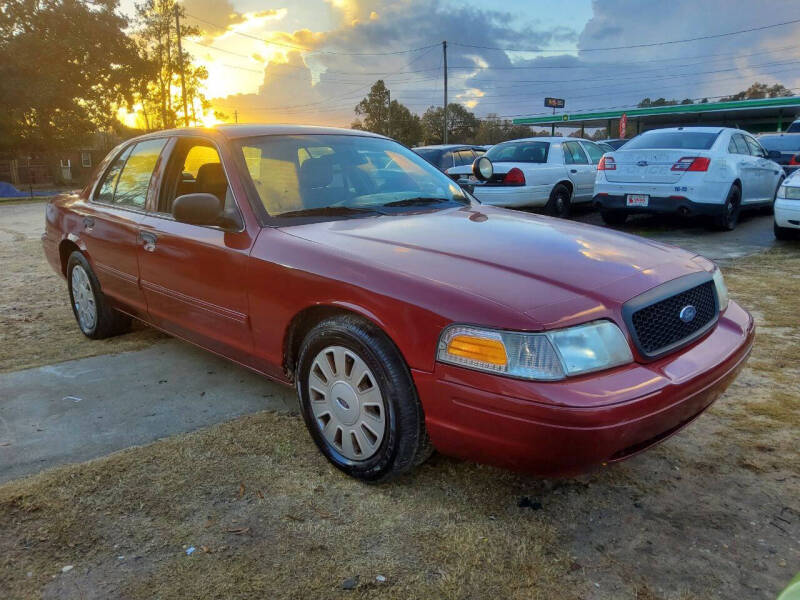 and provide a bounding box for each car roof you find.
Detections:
[637,126,728,134]
[757,132,800,137]
[492,136,588,143]
[136,124,389,142]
